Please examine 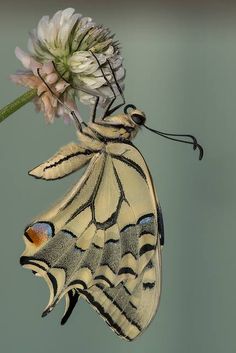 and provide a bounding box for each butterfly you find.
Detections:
[20,55,203,341]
